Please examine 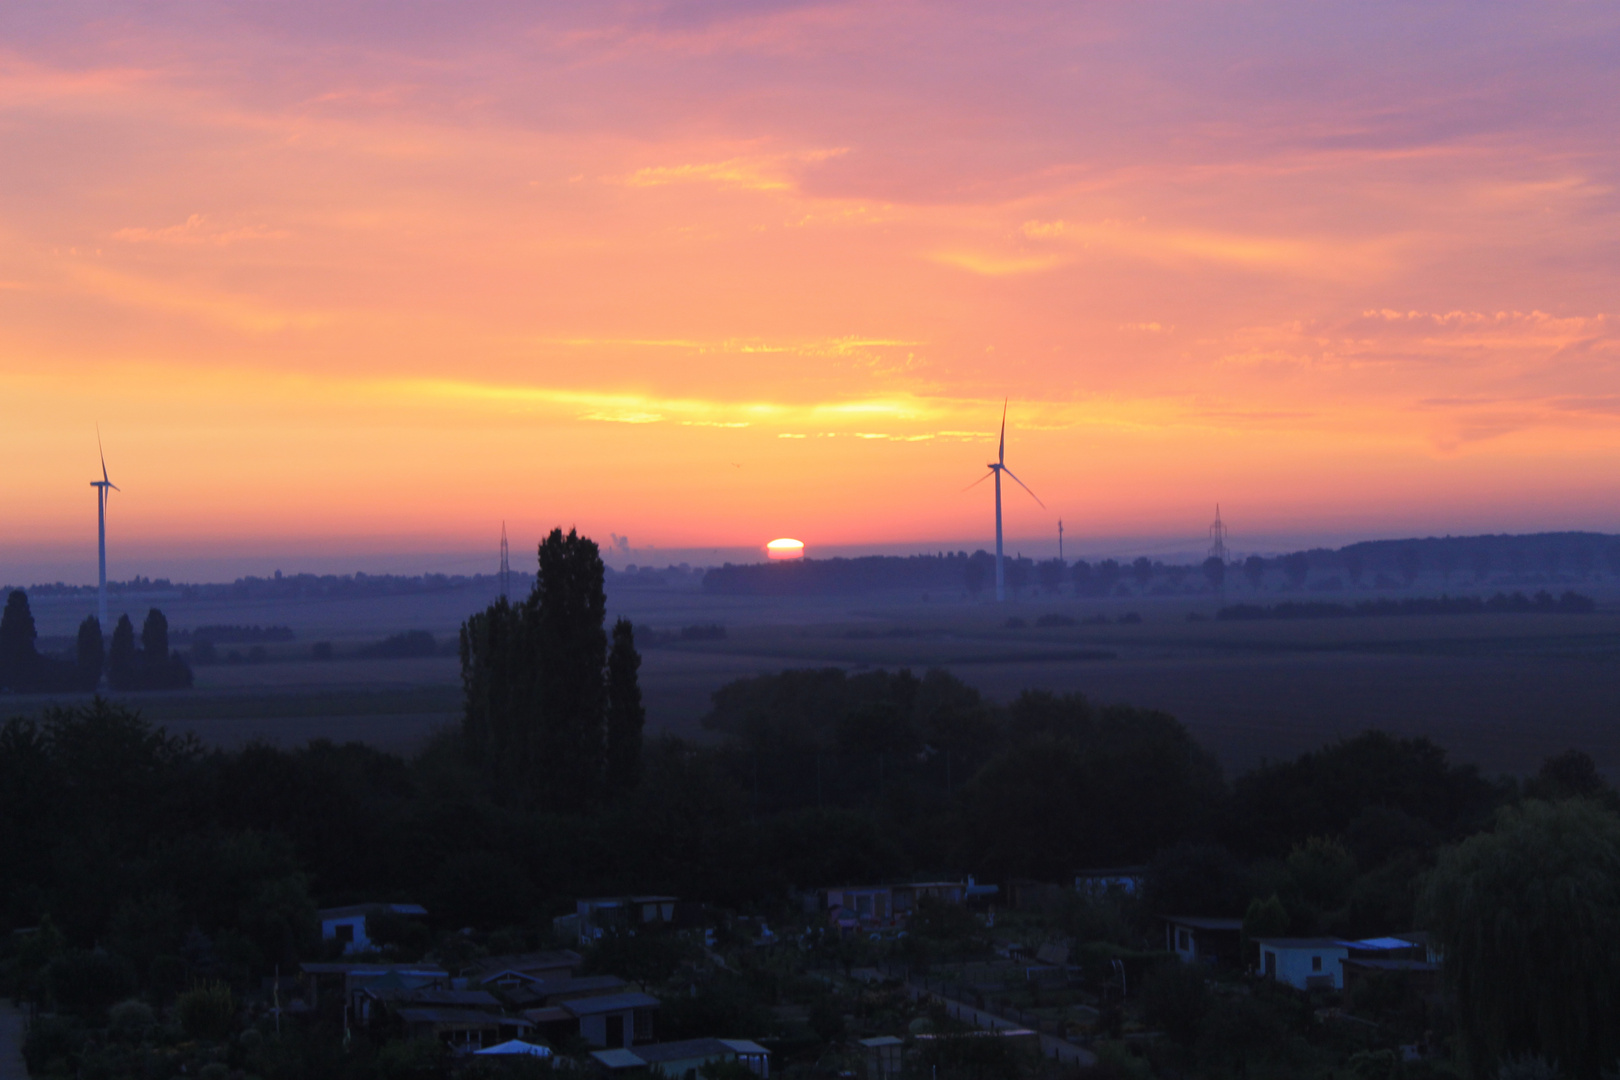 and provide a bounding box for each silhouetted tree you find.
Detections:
[1421,799,1620,1079]
[606,617,645,793]
[142,609,170,666]
[1243,555,1266,591]
[1070,559,1093,596]
[533,528,610,804]
[1132,556,1154,590]
[1524,749,1614,804]
[1343,548,1366,586]
[1095,559,1123,596]
[76,617,103,690]
[0,590,38,691]
[462,528,634,809]
[1036,558,1067,595]
[108,615,137,690]
[1202,556,1226,594]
